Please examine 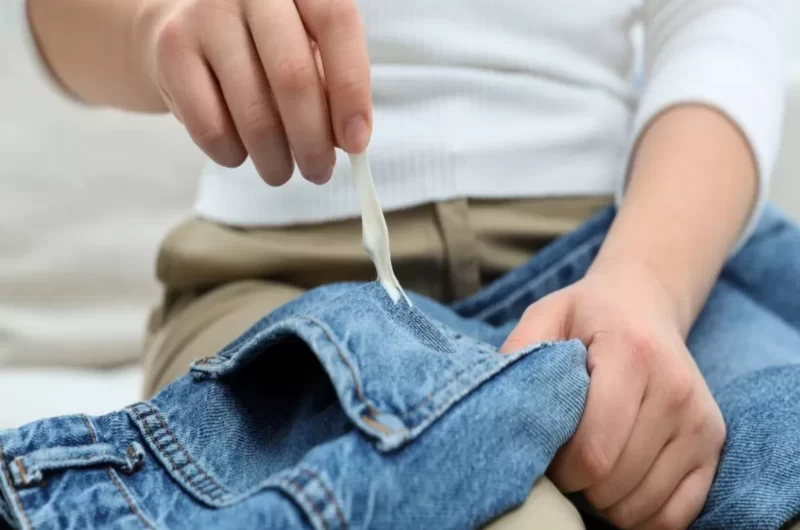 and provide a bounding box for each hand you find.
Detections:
[139,0,371,185]
[501,262,725,529]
